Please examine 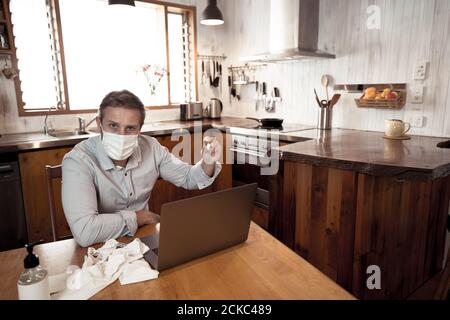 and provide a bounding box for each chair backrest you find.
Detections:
[45,165,71,242]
